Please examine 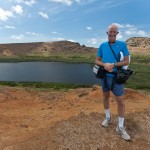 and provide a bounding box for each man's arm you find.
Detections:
[115,56,129,67]
[95,56,105,67]
[95,56,114,71]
